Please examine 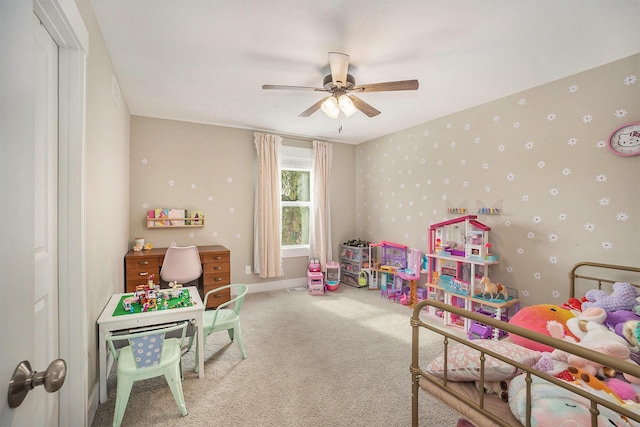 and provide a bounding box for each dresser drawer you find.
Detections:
[203,285,231,308]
